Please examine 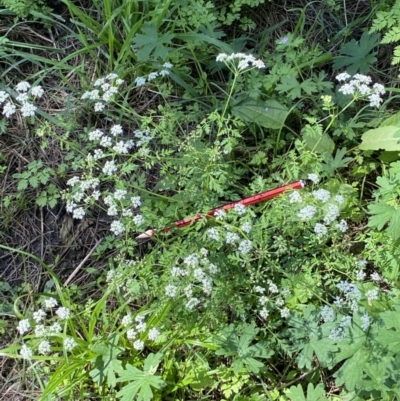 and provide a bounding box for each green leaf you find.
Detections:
[231,98,288,130]
[29,176,39,188]
[303,130,335,155]
[359,126,400,151]
[334,348,370,391]
[285,383,326,401]
[89,336,124,388]
[132,23,175,61]
[17,179,28,191]
[368,202,400,240]
[116,353,165,401]
[322,147,353,175]
[36,192,48,207]
[333,32,380,74]
[276,75,318,100]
